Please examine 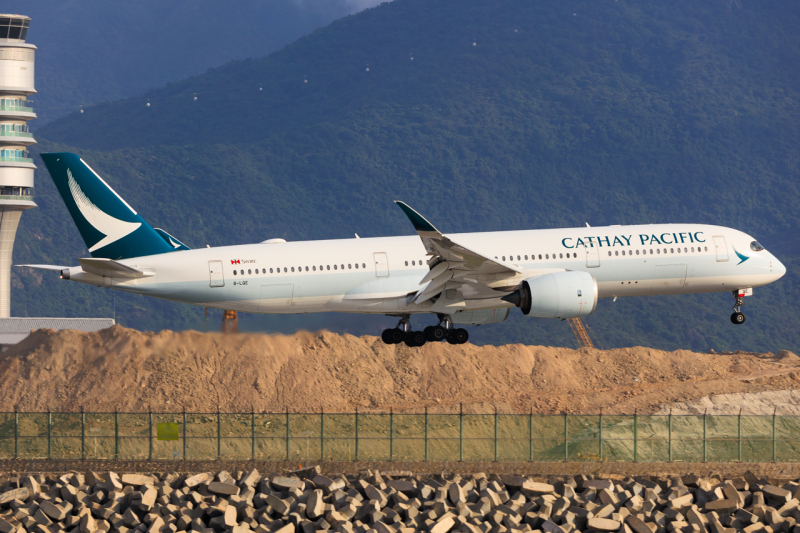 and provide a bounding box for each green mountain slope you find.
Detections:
[16,0,800,352]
